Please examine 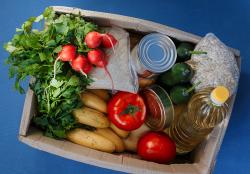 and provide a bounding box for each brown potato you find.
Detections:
[123,124,150,152]
[67,128,115,153]
[110,123,129,138]
[95,128,125,152]
[81,92,107,113]
[138,77,156,88]
[73,107,110,128]
[88,89,110,101]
